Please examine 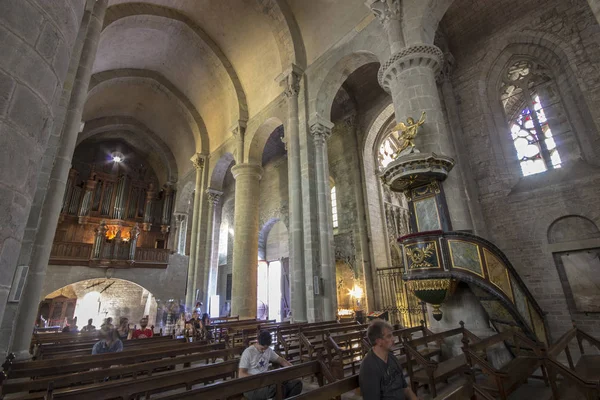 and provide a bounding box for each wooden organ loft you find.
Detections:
[49,160,174,269]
